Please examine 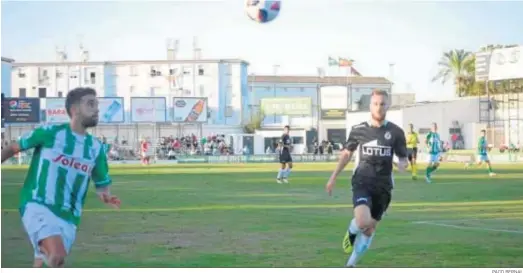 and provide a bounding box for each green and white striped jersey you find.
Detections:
[18,123,111,226]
